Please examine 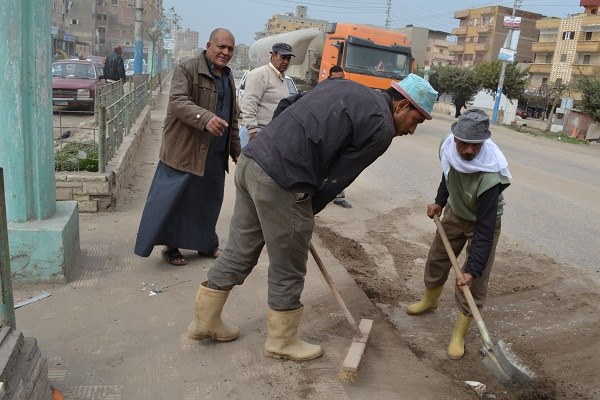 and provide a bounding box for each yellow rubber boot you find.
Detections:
[447,313,473,360]
[406,286,444,315]
[187,281,239,341]
[264,307,323,361]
